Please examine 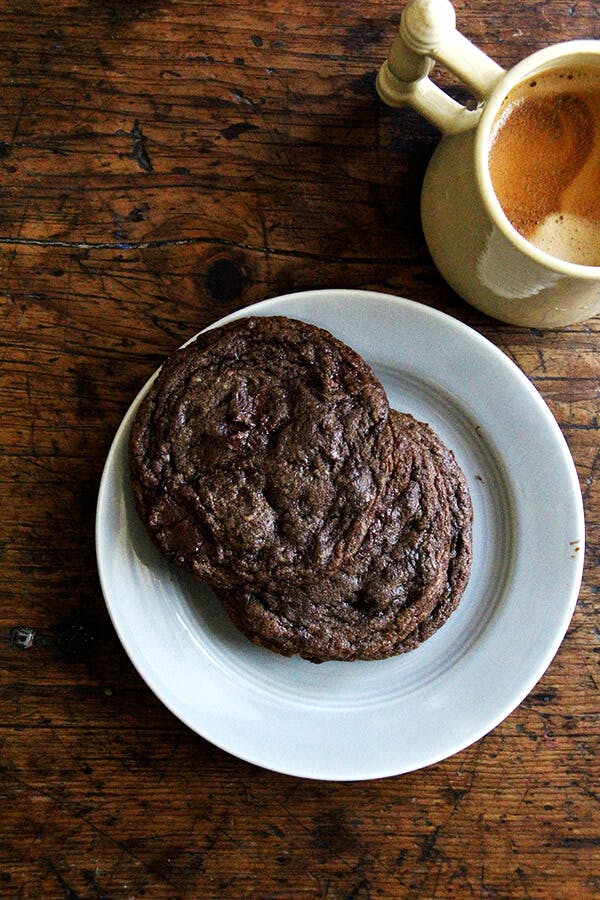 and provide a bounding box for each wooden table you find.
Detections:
[1,1,598,897]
